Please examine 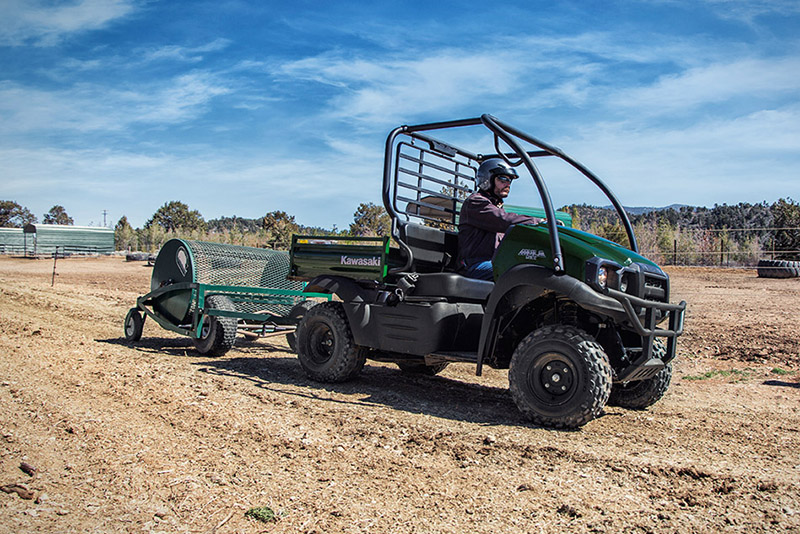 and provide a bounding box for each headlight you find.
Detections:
[597,266,608,288]
[619,273,629,292]
[585,258,623,292]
